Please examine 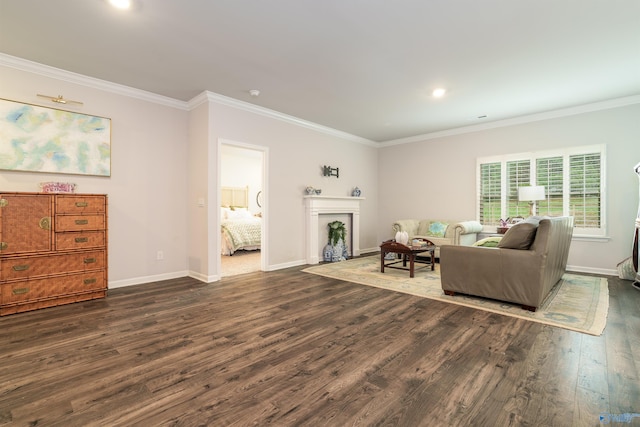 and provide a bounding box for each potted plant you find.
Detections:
[328,220,346,246]
[323,221,348,262]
